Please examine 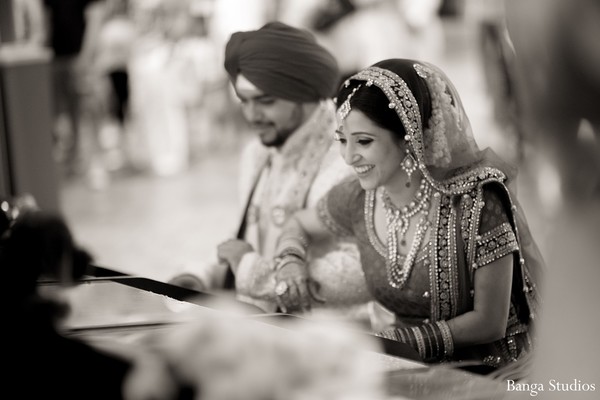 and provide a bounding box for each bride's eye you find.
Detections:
[358,138,373,145]
[334,131,346,144]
